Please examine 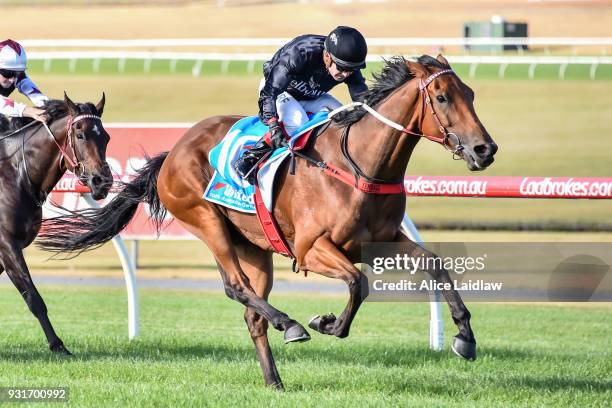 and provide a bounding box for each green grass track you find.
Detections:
[0,286,610,407]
